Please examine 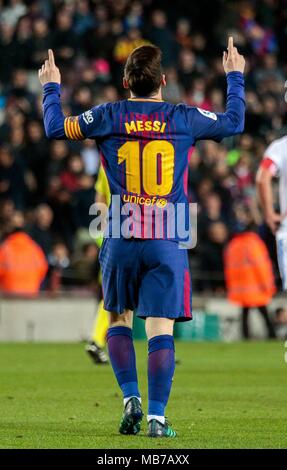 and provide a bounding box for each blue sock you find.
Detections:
[148,334,175,418]
[107,326,140,400]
